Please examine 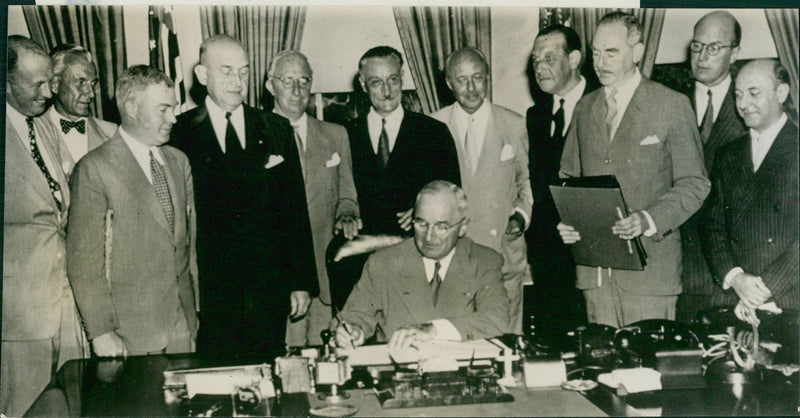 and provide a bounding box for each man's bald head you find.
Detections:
[695,11,741,47]
[199,34,246,65]
[691,11,741,87]
[445,47,489,78]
